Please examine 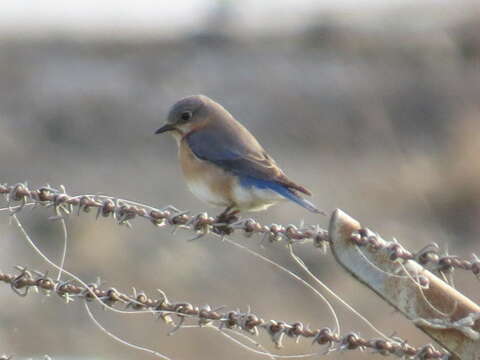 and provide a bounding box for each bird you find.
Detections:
[155,95,323,223]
